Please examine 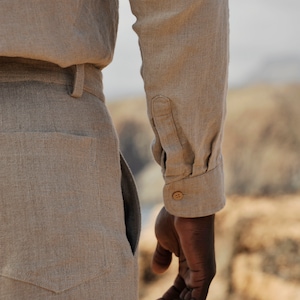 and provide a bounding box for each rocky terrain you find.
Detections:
[108,84,300,299]
[138,195,300,300]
